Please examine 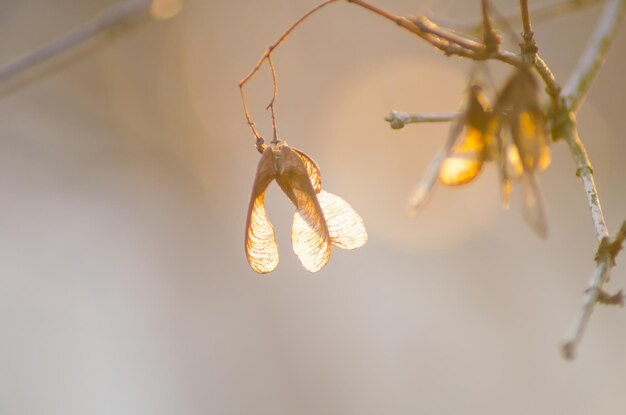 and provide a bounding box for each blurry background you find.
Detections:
[0,0,624,414]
